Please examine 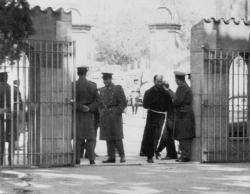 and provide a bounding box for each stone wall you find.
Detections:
[191,18,250,162]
